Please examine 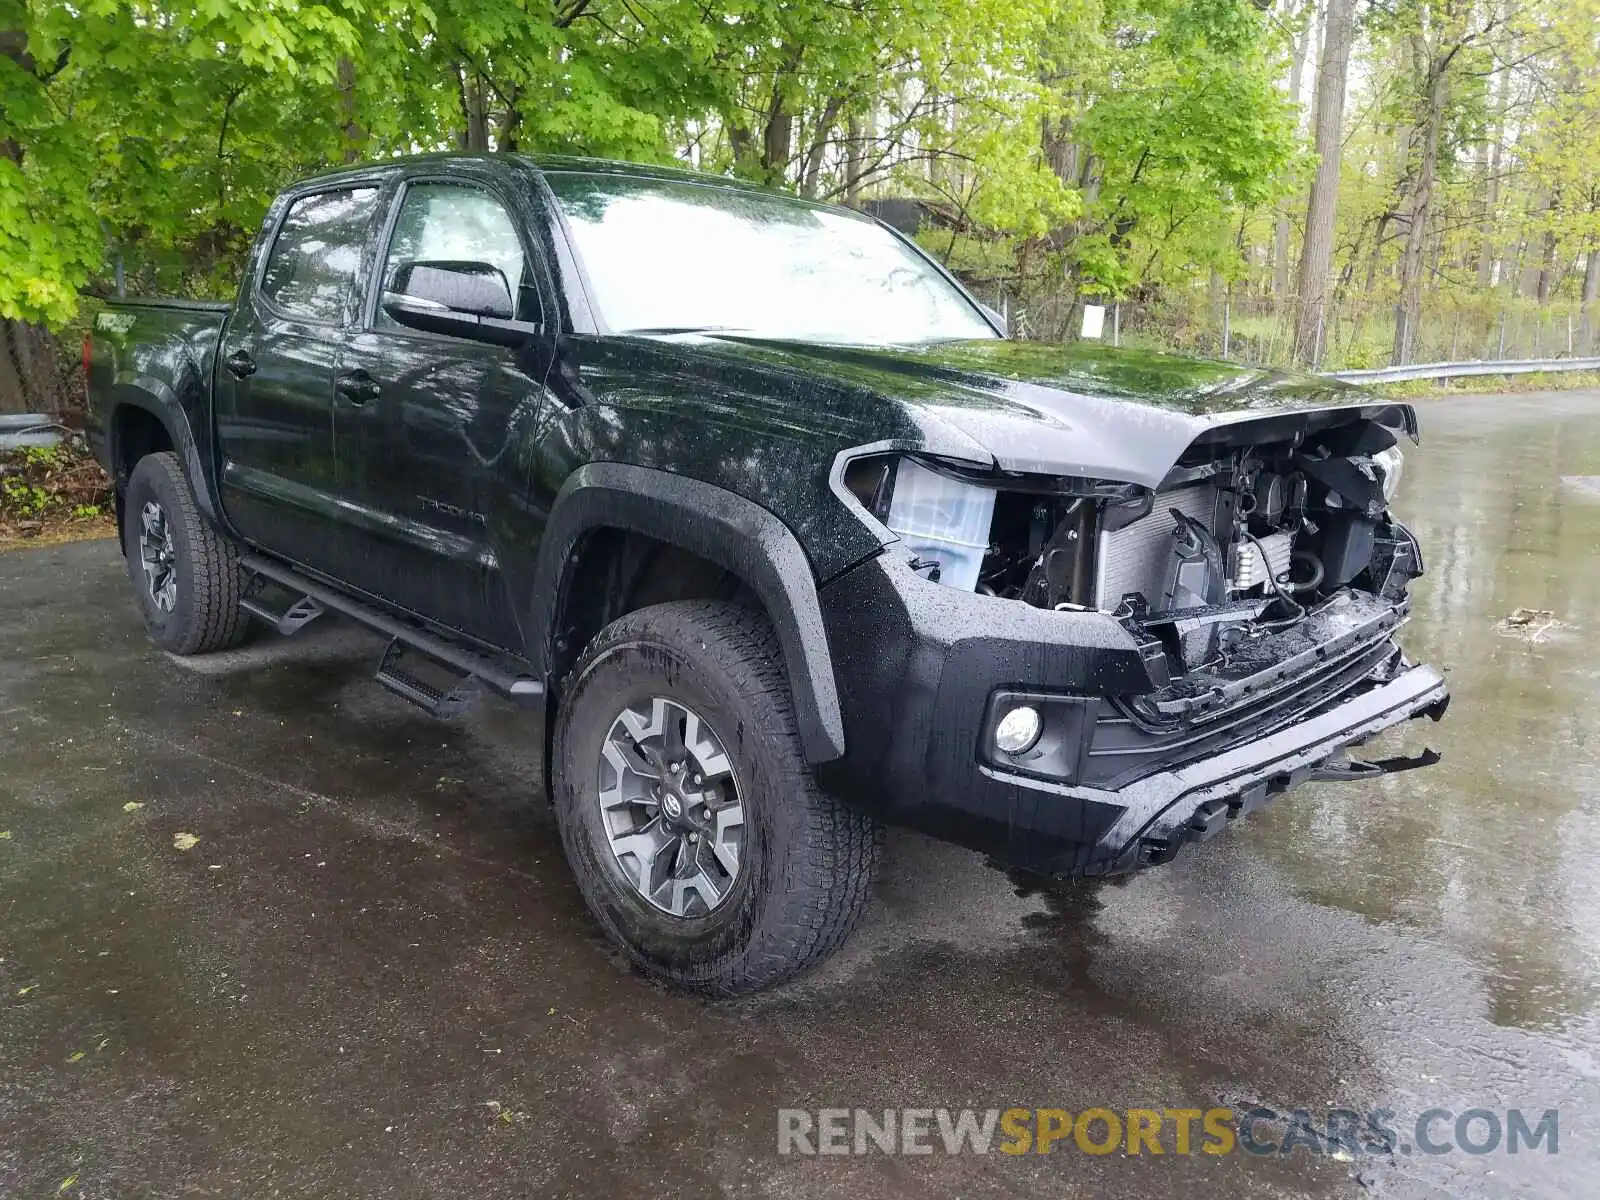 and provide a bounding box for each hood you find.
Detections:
[648,336,1416,490]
